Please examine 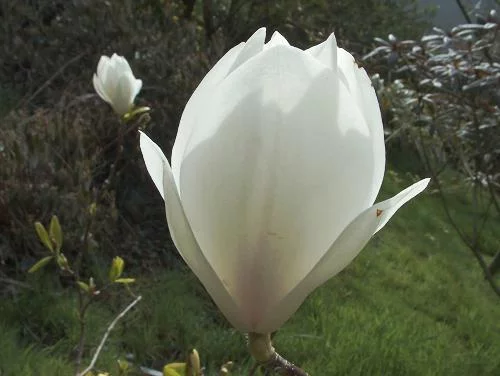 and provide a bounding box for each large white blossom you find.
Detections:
[140,28,429,333]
